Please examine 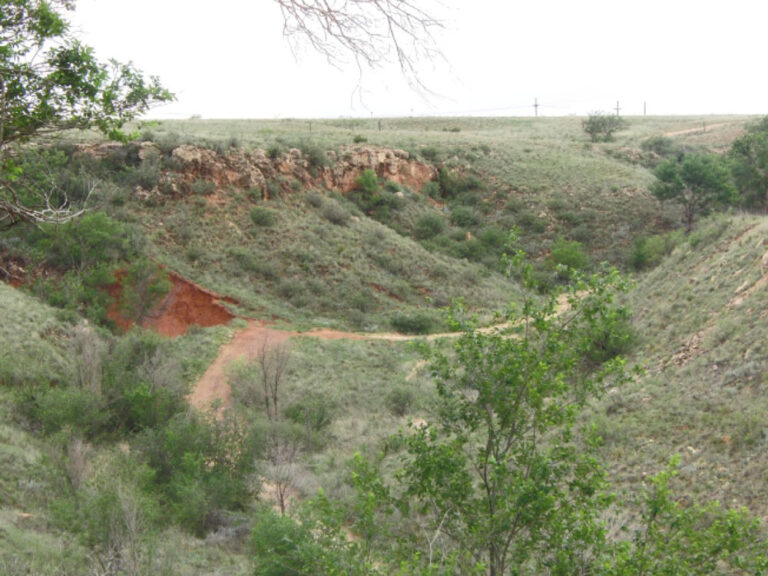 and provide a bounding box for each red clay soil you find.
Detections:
[188,321,294,413]
[107,271,236,337]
